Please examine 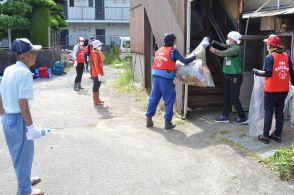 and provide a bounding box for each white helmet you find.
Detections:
[227,31,242,44]
[92,40,103,48]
